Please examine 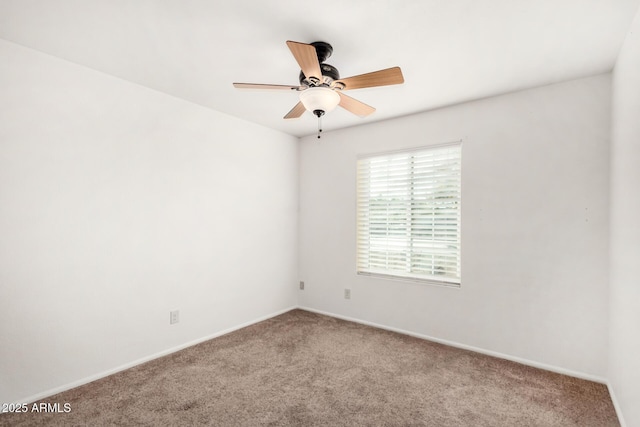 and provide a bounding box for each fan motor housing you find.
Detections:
[299,41,340,86]
[299,63,340,85]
